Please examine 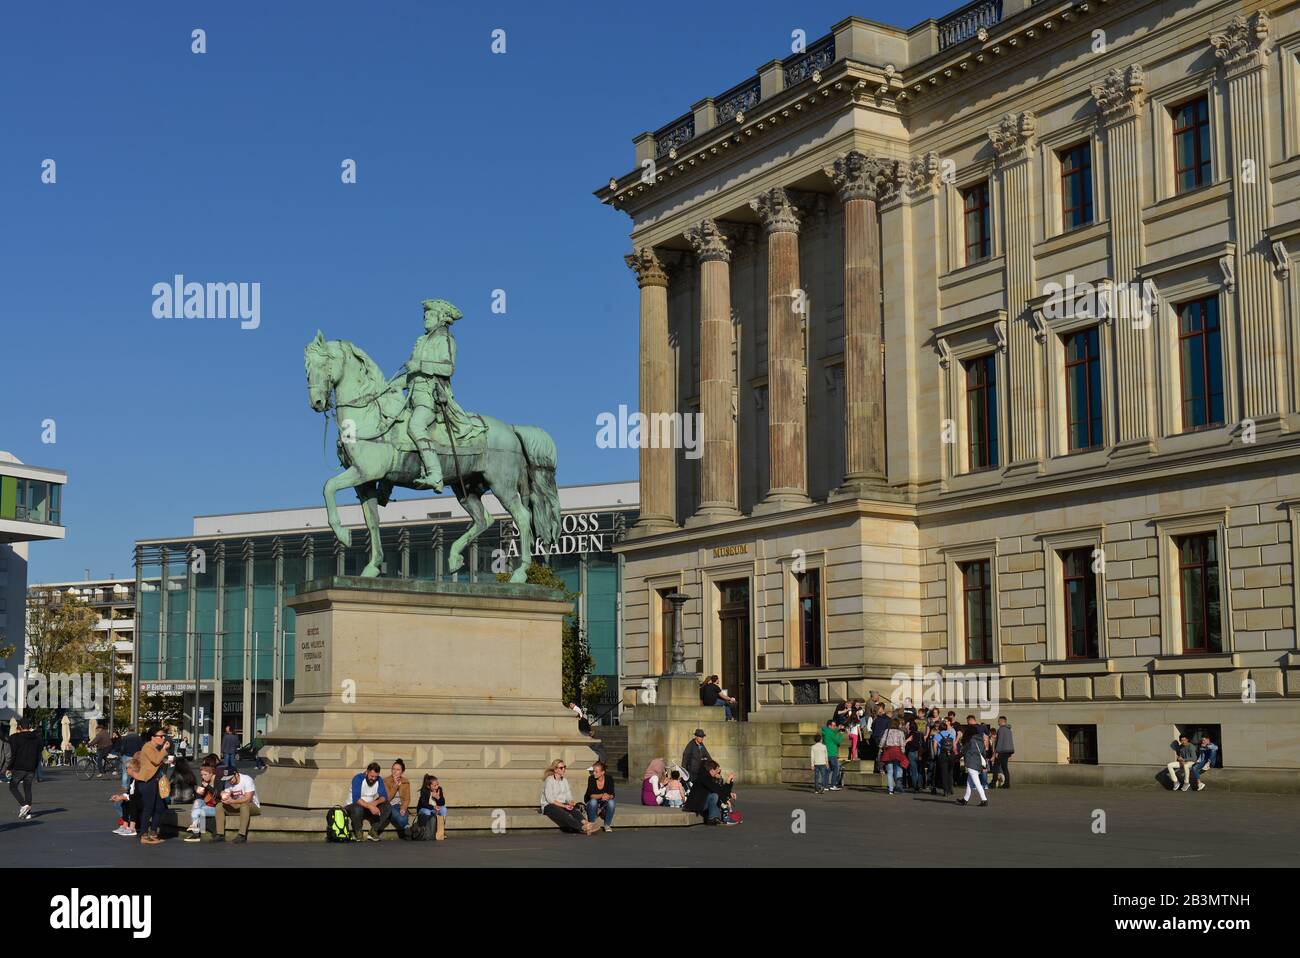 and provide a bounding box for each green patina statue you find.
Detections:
[304,299,560,582]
